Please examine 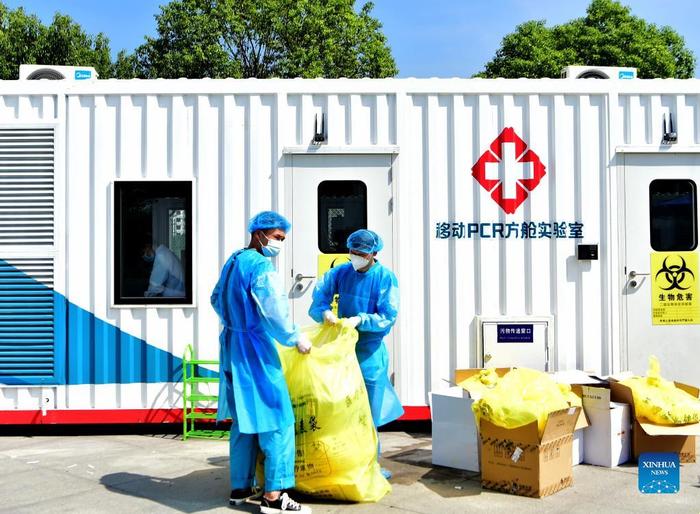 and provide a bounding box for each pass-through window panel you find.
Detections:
[649,179,697,252]
[317,181,367,254]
